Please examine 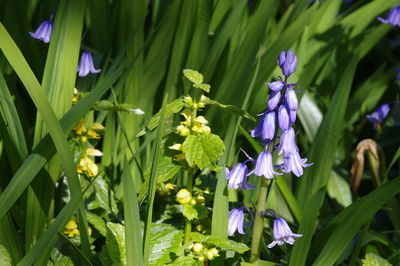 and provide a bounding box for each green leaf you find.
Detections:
[94,100,145,115]
[183,204,198,221]
[146,99,184,131]
[362,253,392,266]
[106,222,126,265]
[205,98,255,122]
[0,245,12,266]
[182,134,225,170]
[88,177,118,214]
[168,256,196,266]
[138,156,182,204]
[183,69,204,84]
[86,212,107,237]
[206,236,249,253]
[242,260,277,266]
[149,224,184,265]
[327,171,352,207]
[190,232,209,243]
[193,83,210,93]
